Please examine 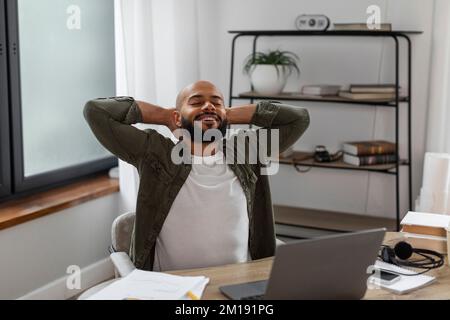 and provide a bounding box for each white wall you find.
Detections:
[195,0,434,219]
[0,193,125,300]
